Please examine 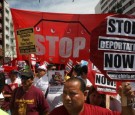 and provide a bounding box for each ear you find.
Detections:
[84,90,88,101]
